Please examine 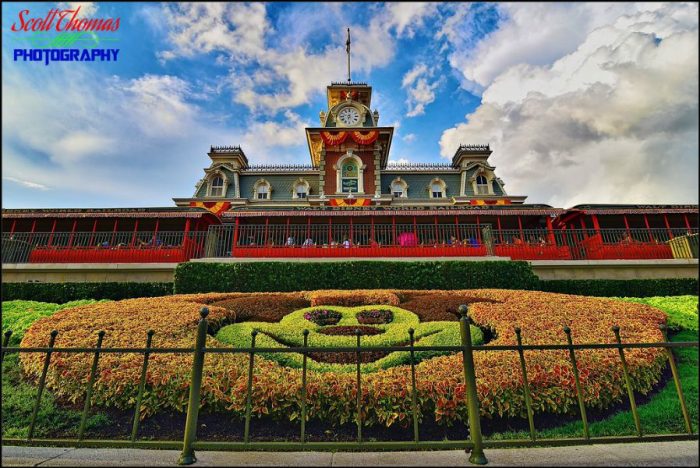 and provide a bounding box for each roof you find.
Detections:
[2,207,214,219]
[566,204,698,215]
[223,206,563,218]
